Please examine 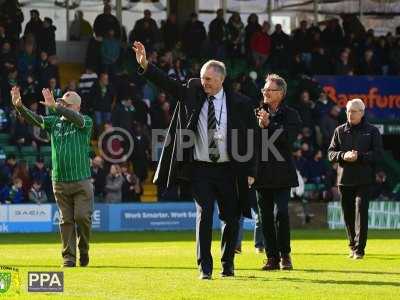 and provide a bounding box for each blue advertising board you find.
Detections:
[315,76,400,120]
